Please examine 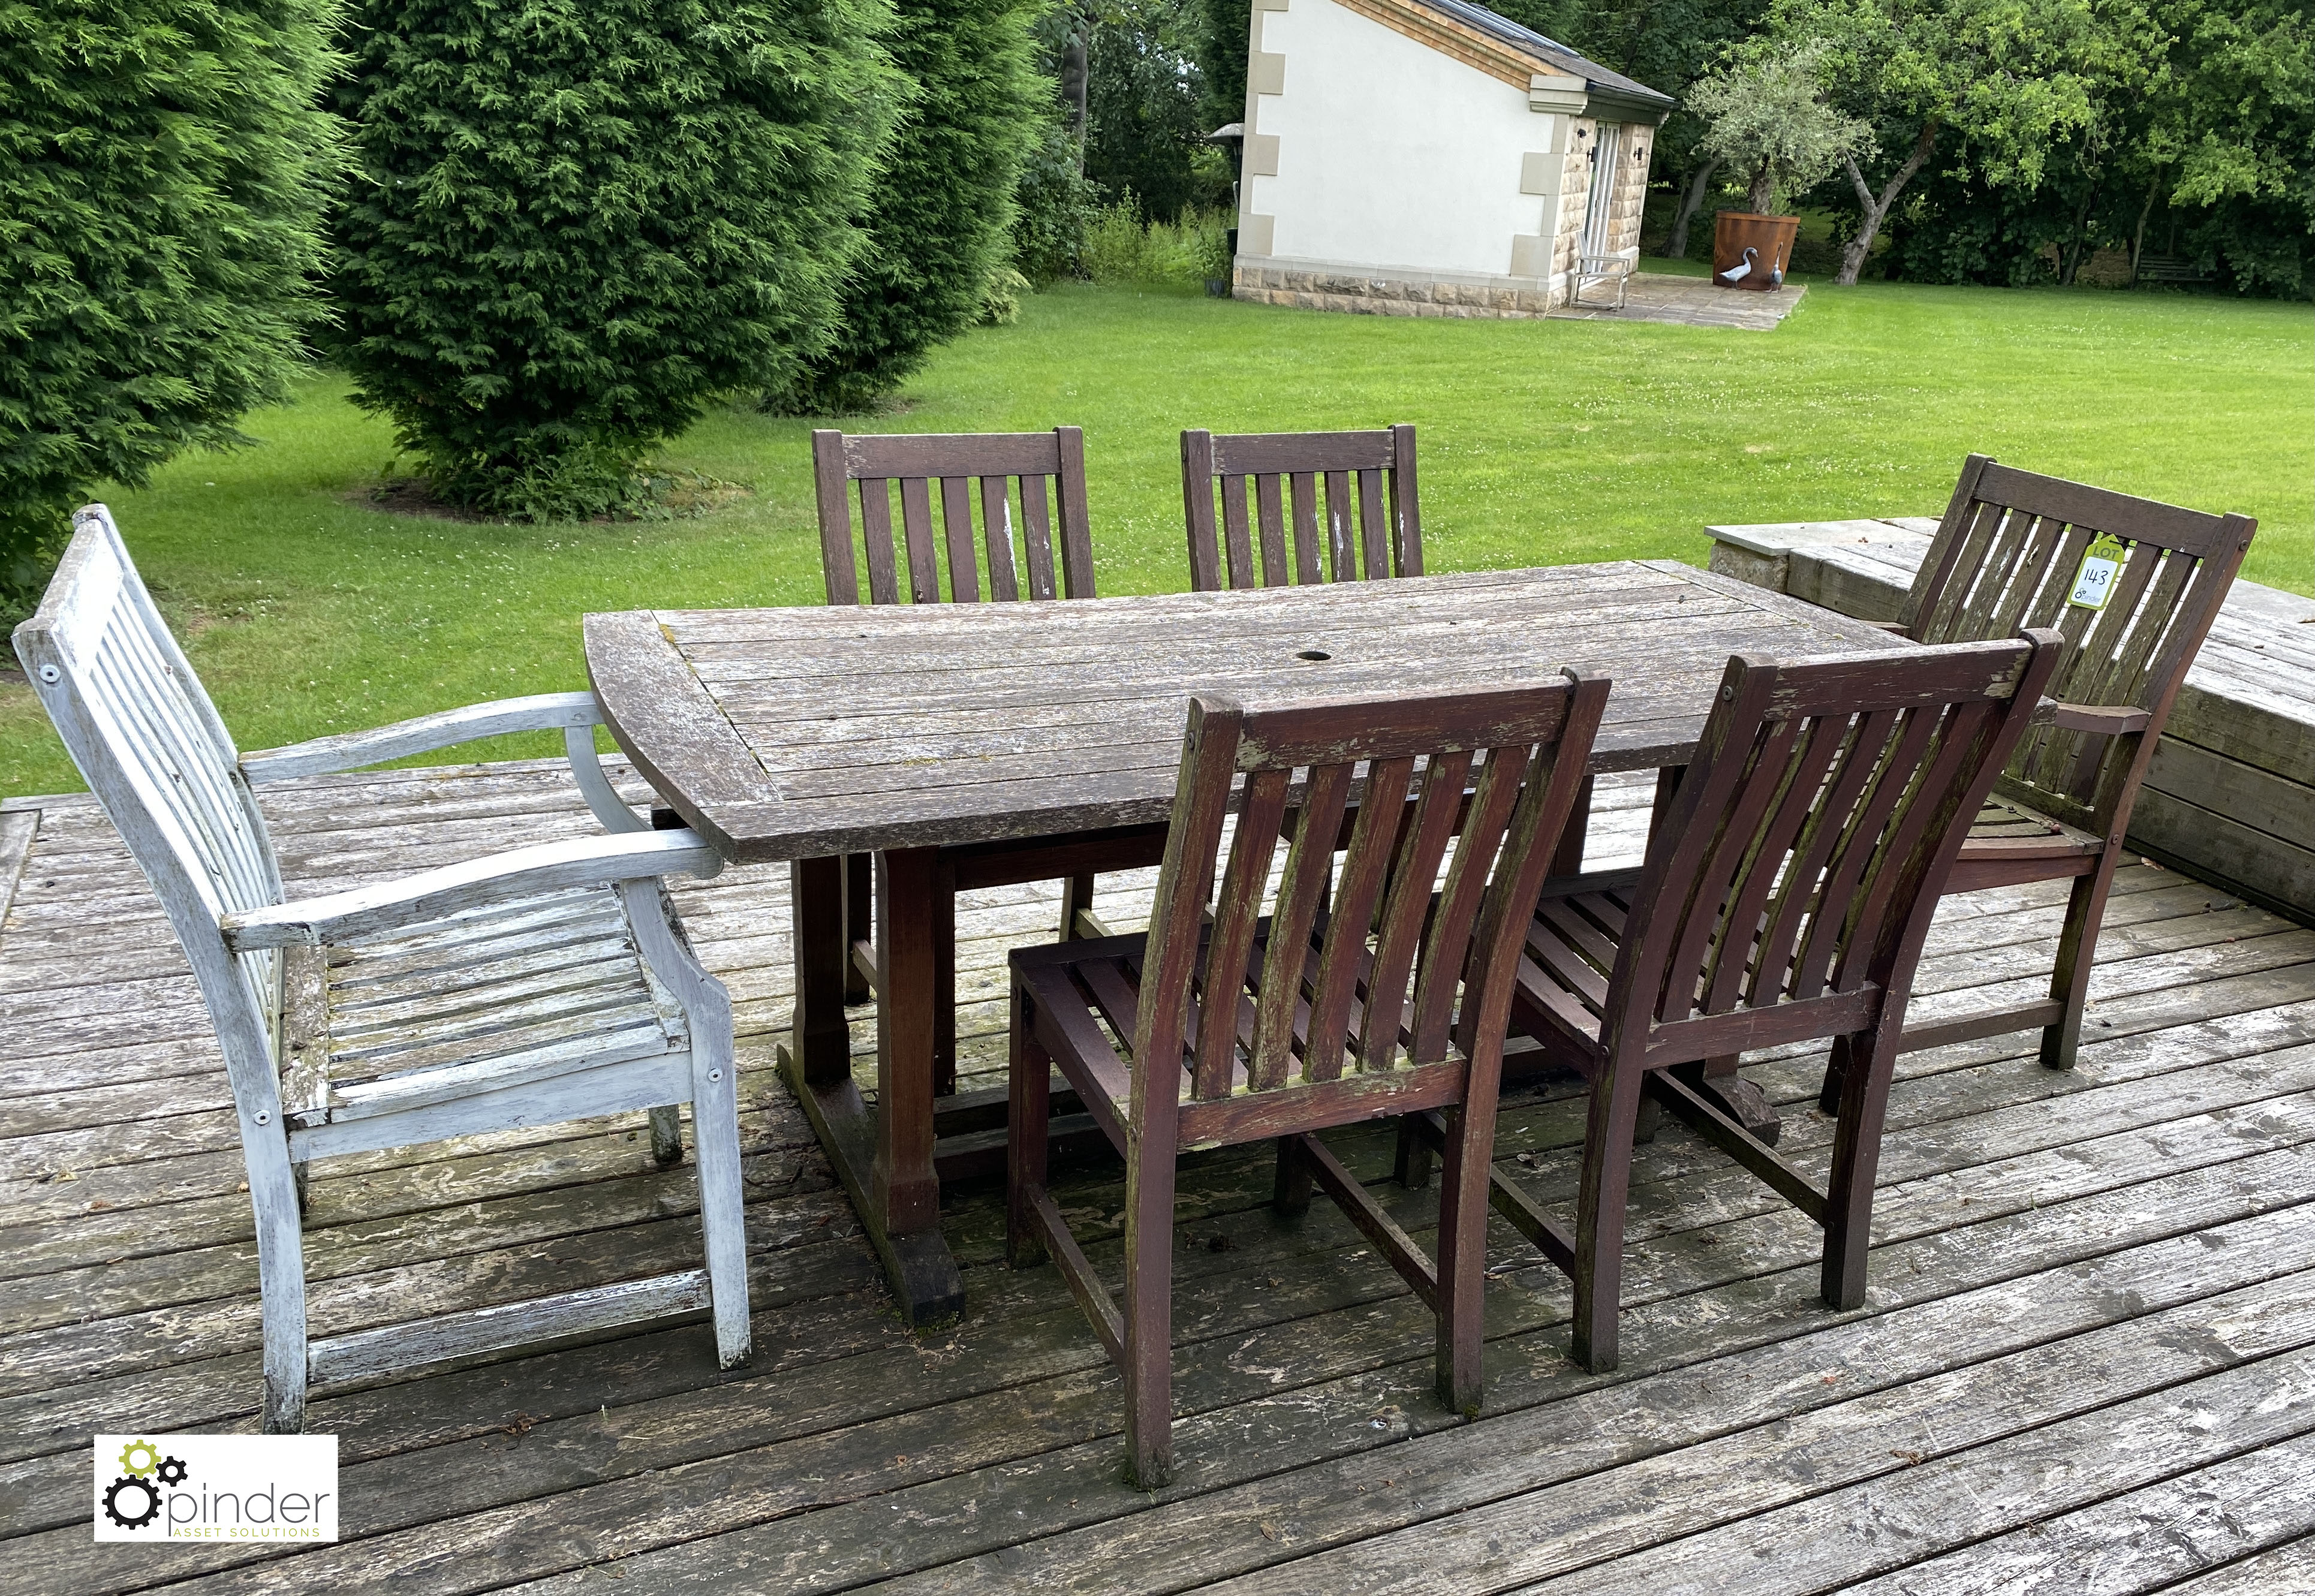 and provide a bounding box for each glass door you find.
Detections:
[1580,124,1621,258]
